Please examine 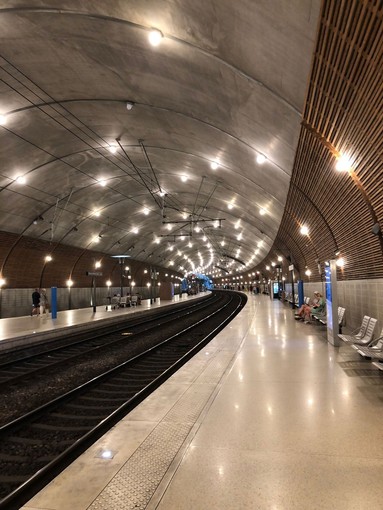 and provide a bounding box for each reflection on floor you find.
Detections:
[22,294,383,510]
